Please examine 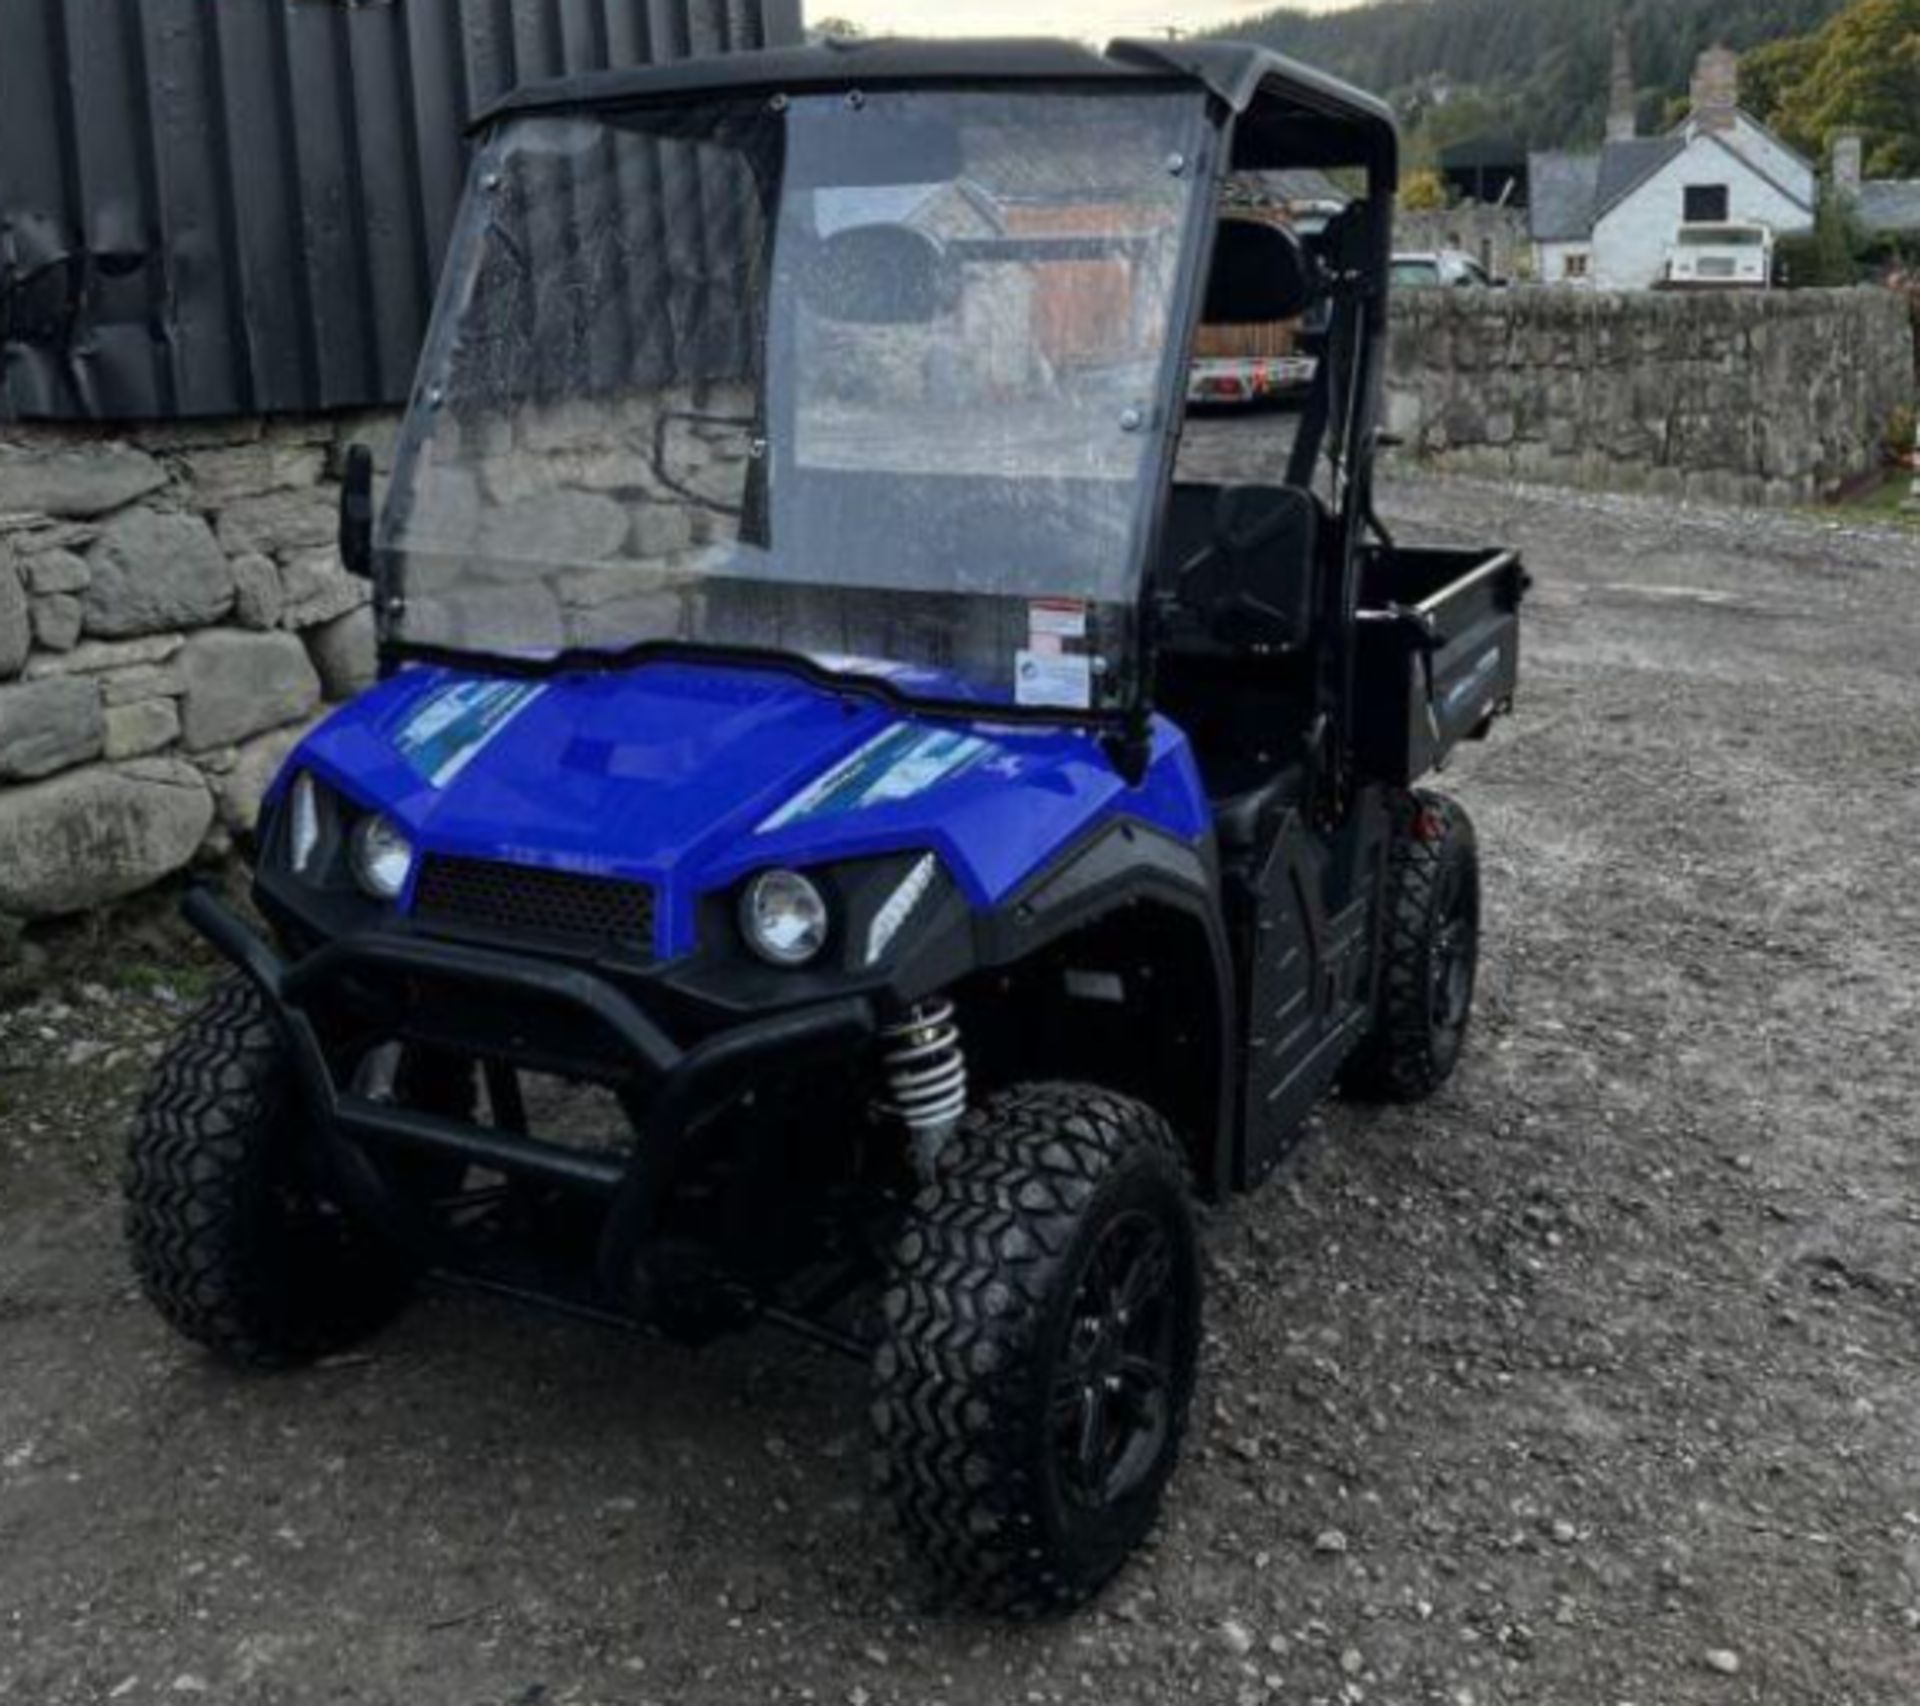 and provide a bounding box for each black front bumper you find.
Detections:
[185,888,876,1309]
